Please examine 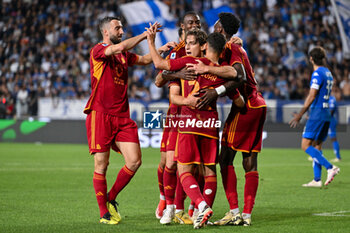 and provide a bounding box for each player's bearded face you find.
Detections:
[110,33,122,44]
[108,20,123,44]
